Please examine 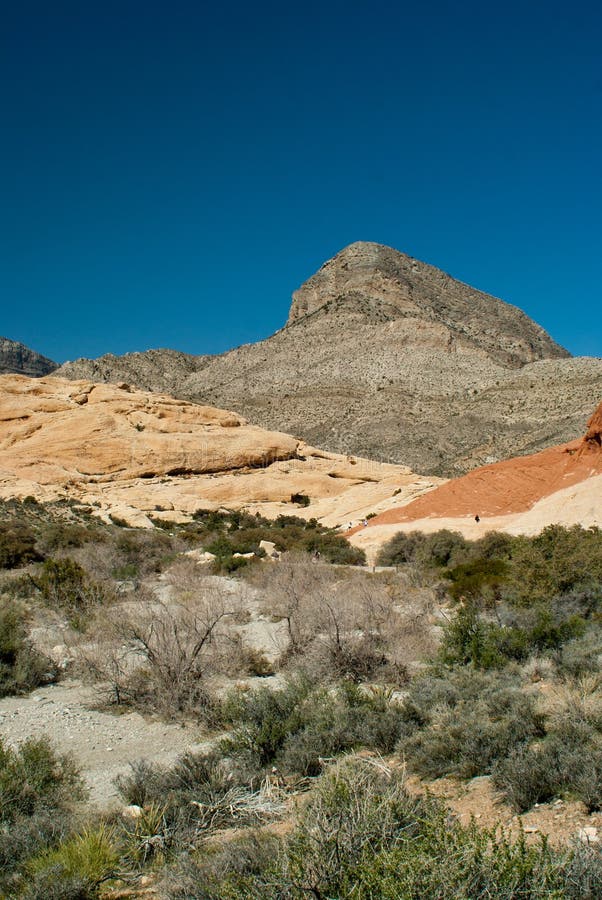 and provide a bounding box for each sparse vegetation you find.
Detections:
[187,508,366,568]
[0,598,56,696]
[3,496,602,895]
